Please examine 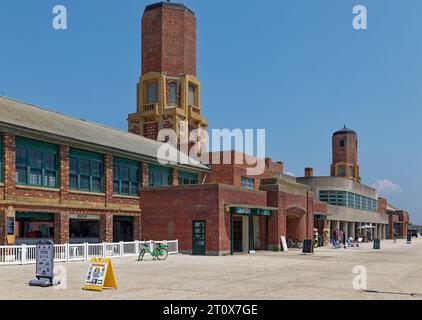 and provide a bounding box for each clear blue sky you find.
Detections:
[1,0,421,223]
